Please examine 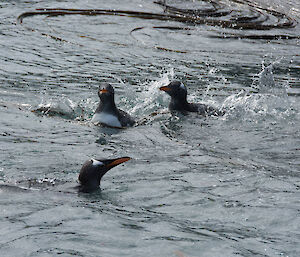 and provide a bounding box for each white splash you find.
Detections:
[222,63,291,120]
[257,63,287,96]
[131,68,174,115]
[34,96,82,120]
